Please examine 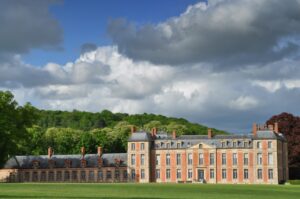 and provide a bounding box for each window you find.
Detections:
[188,169,193,179]
[141,169,145,179]
[233,142,237,148]
[156,154,160,165]
[131,154,135,165]
[141,143,145,150]
[131,143,135,150]
[188,153,193,165]
[41,171,46,181]
[244,153,249,165]
[244,169,248,179]
[177,143,181,148]
[166,169,171,179]
[32,172,38,182]
[268,153,273,165]
[233,169,237,179]
[268,141,272,149]
[115,170,119,179]
[233,153,237,165]
[222,153,226,165]
[222,142,225,147]
[25,172,30,182]
[257,169,262,179]
[222,169,226,179]
[176,154,181,165]
[210,169,214,179]
[89,171,94,181]
[141,154,145,165]
[80,171,85,181]
[131,169,135,180]
[65,171,70,181]
[177,169,181,179]
[257,153,262,165]
[167,143,170,148]
[210,153,215,165]
[268,169,273,180]
[244,142,248,148]
[199,153,204,165]
[98,170,103,180]
[166,154,170,165]
[257,142,261,149]
[156,169,160,179]
[123,170,128,179]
